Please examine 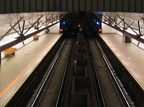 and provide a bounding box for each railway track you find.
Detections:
[6,30,132,107]
[96,34,144,106]
[58,33,130,107]
[29,32,130,107]
[87,34,132,107]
